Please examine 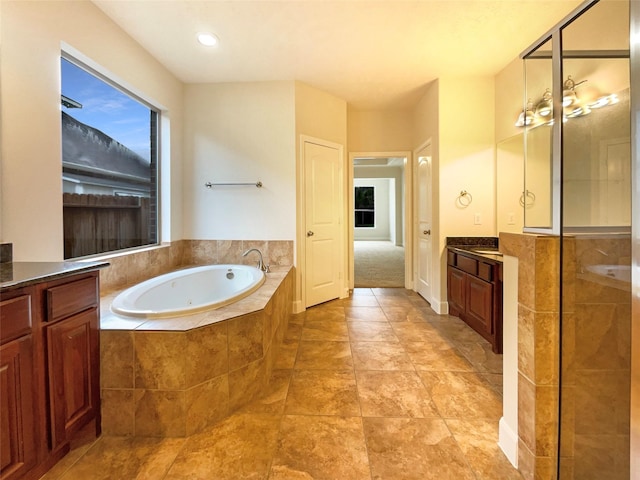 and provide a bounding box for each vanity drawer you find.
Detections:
[0,294,32,344]
[478,262,493,282]
[456,255,478,275]
[46,276,98,322]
